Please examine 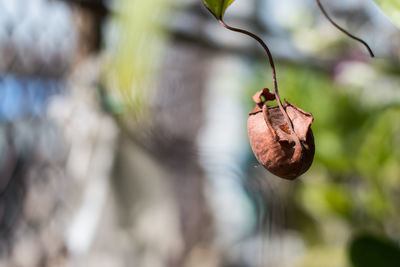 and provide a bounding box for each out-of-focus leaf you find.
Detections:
[349,233,400,267]
[301,246,346,267]
[374,0,400,28]
[104,0,171,116]
[300,181,352,220]
[202,0,235,19]
[356,108,400,179]
[324,185,352,218]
